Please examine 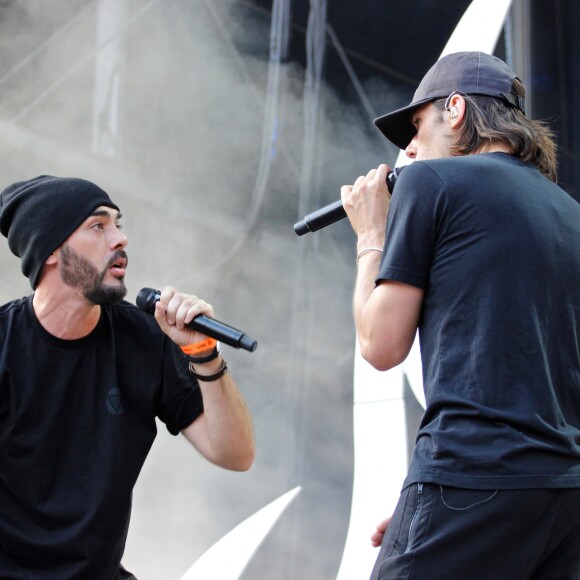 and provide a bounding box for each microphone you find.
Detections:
[136,288,258,353]
[293,166,405,236]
